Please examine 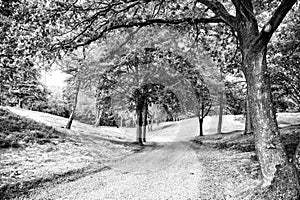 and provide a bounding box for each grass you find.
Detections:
[1,107,300,199]
[194,124,300,161]
[192,115,300,199]
[0,106,141,200]
[0,108,64,148]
